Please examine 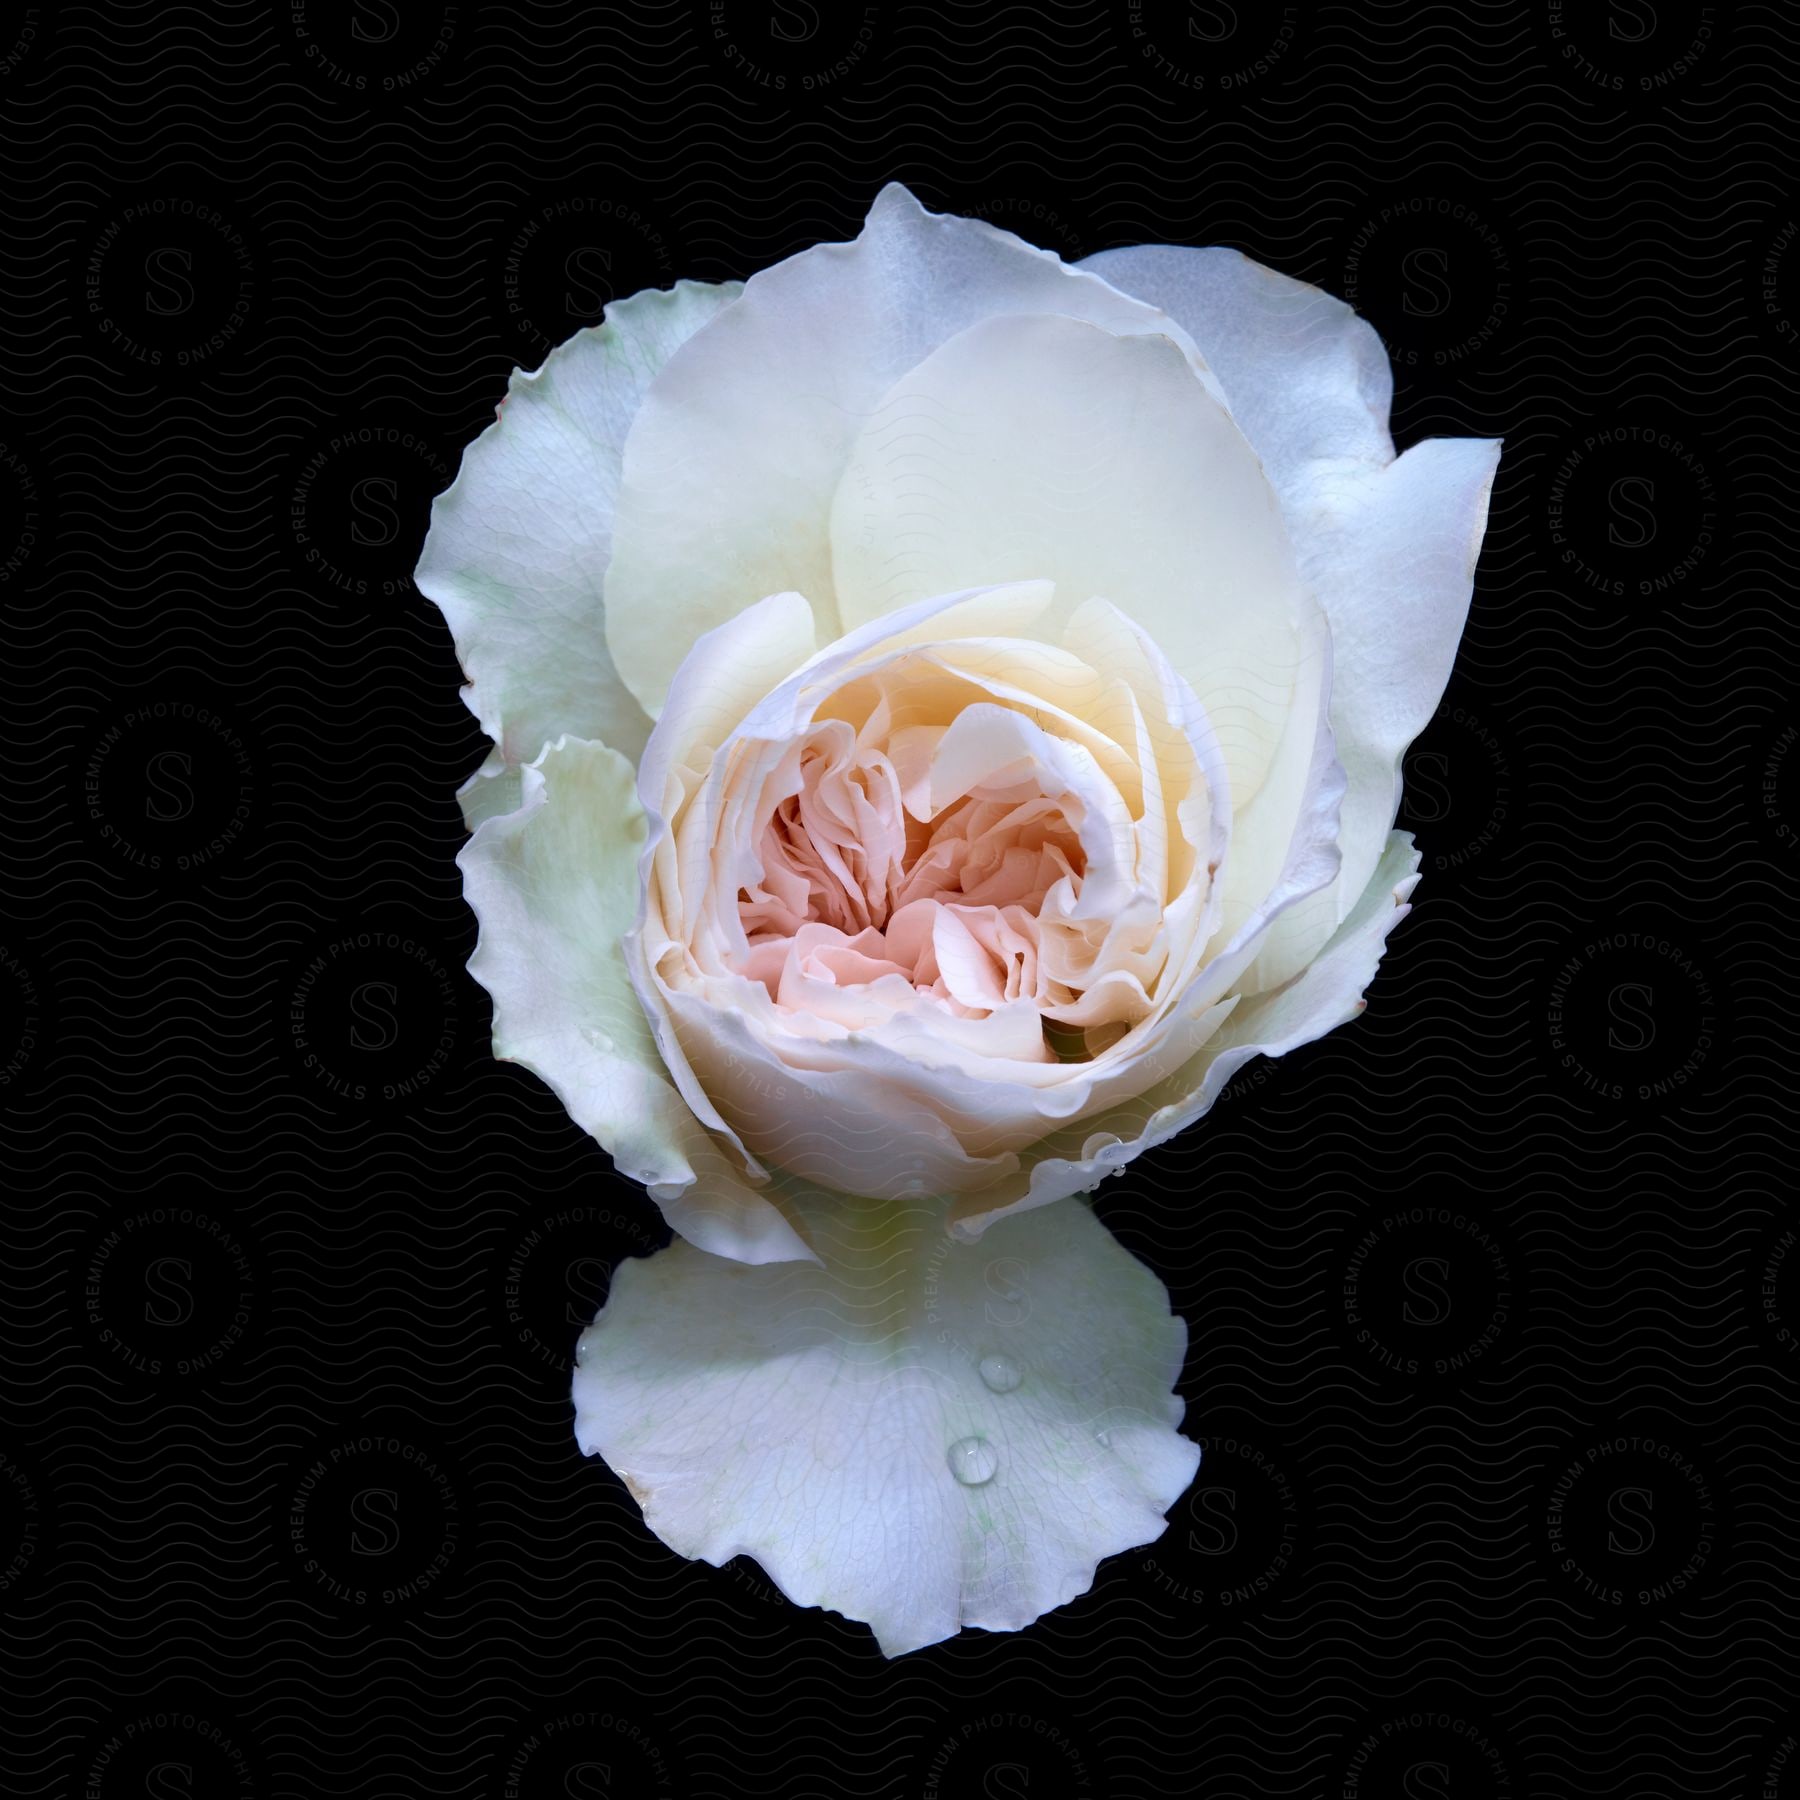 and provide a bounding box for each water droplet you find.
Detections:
[948,1436,998,1486]
[1096,1429,1111,1448]
[978,1353,1022,1394]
